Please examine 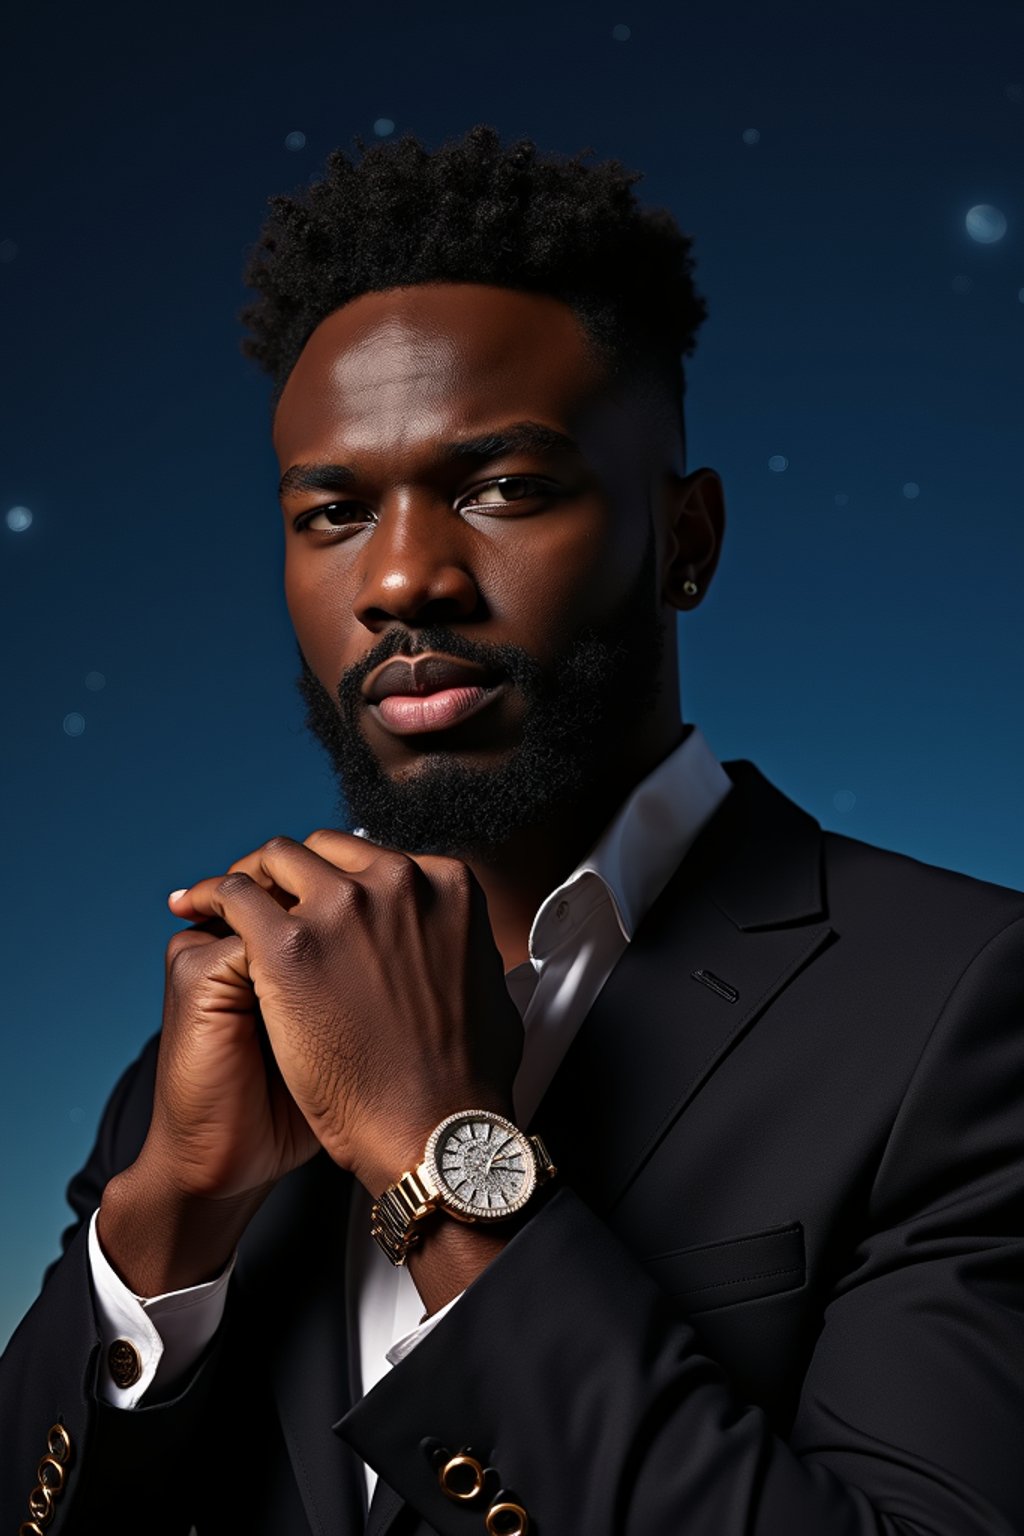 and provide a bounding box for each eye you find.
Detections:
[295,503,373,533]
[459,476,553,512]
[293,475,556,536]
